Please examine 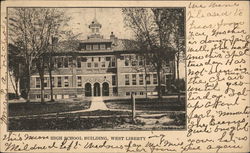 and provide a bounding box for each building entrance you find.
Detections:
[102,82,109,96]
[85,83,92,97]
[93,83,101,96]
